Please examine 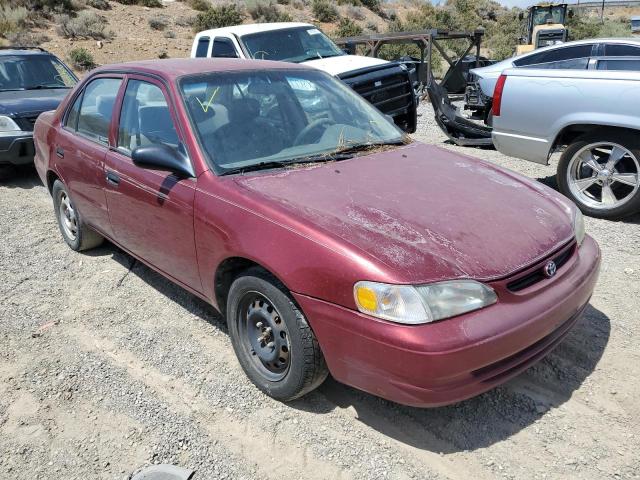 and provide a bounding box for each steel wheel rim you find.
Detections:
[237,291,291,382]
[58,191,78,240]
[567,142,640,210]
